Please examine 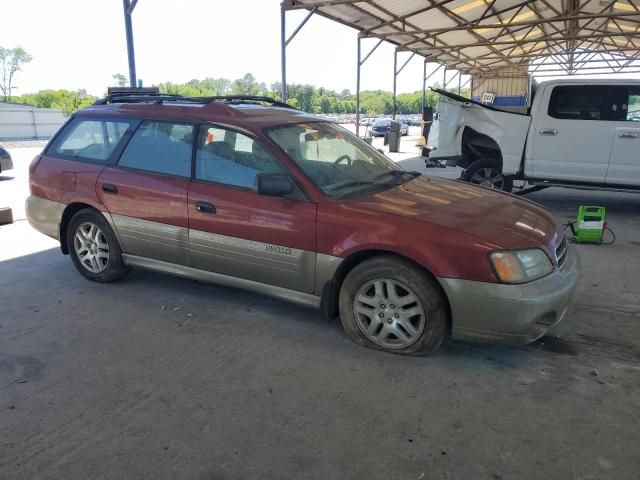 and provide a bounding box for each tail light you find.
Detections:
[29,155,42,175]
